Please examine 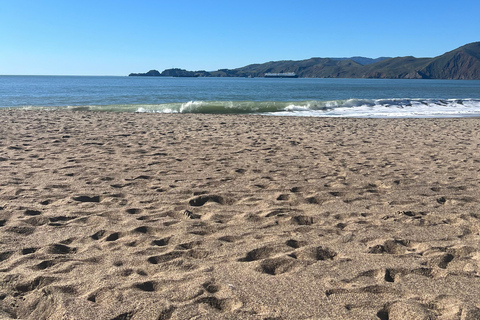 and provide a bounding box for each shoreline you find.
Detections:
[1,110,480,319]
[3,106,480,119]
